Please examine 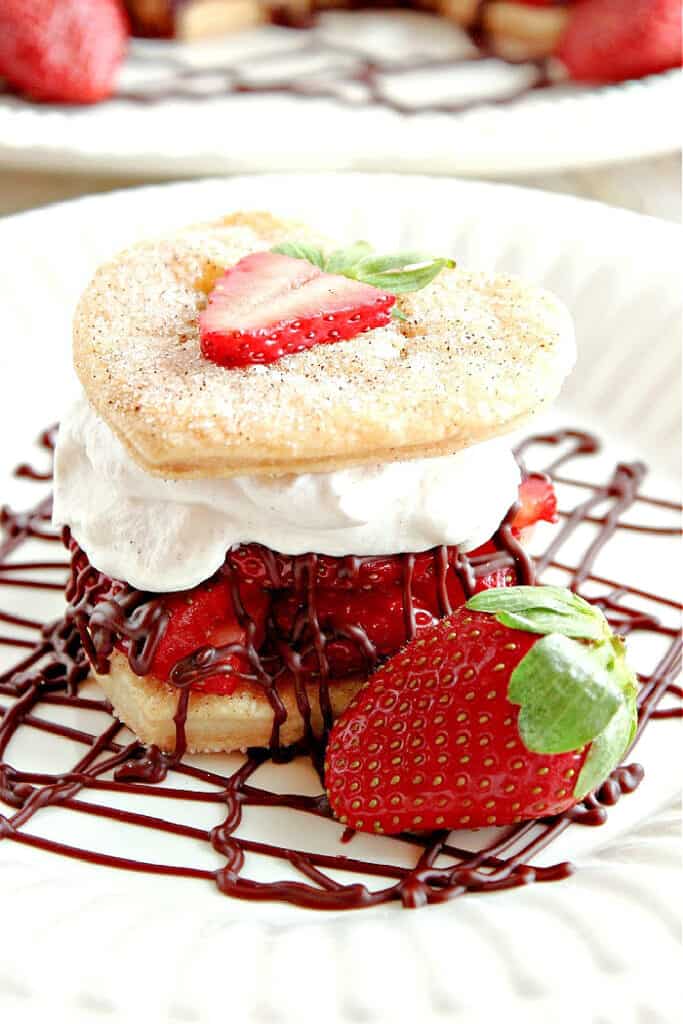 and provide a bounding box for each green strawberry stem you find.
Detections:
[467,586,639,799]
